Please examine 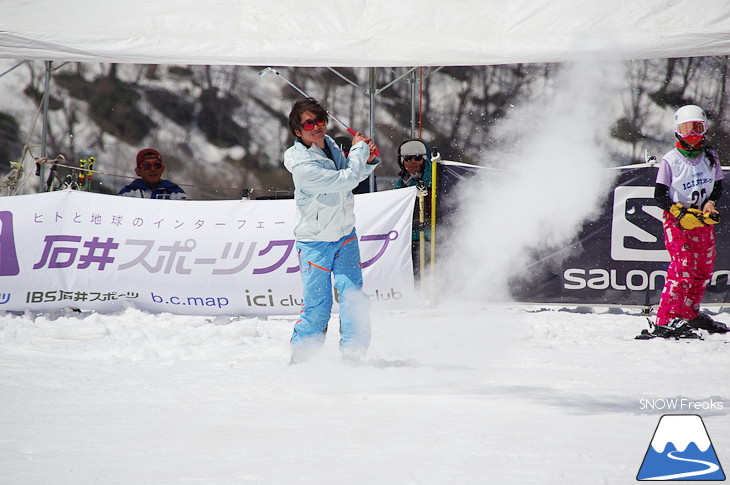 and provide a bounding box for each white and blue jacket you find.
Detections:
[118,179,188,200]
[284,134,378,242]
